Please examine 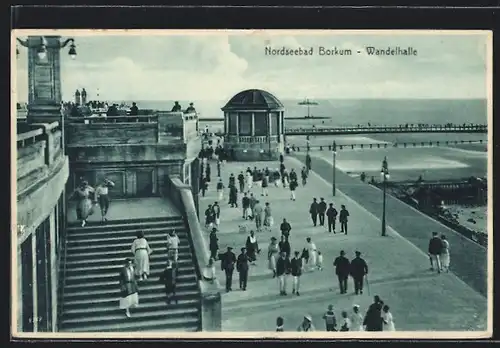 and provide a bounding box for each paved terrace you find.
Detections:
[199,159,487,332]
[67,197,180,224]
